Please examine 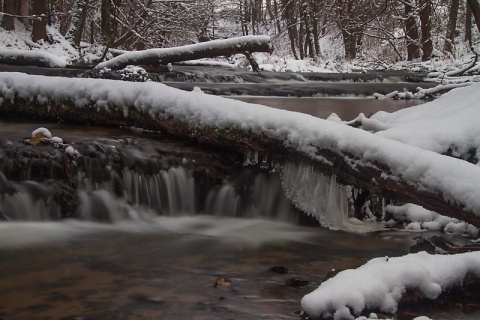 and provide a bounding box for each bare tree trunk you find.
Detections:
[342,29,358,60]
[288,28,299,59]
[467,0,480,34]
[101,0,113,45]
[32,0,48,43]
[17,0,30,30]
[302,2,316,58]
[466,3,473,47]
[444,0,460,56]
[419,0,433,61]
[68,0,90,47]
[273,0,282,34]
[405,3,420,61]
[2,0,15,31]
